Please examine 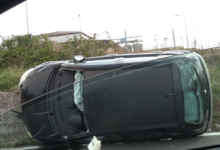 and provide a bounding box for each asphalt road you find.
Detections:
[1,133,220,150]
